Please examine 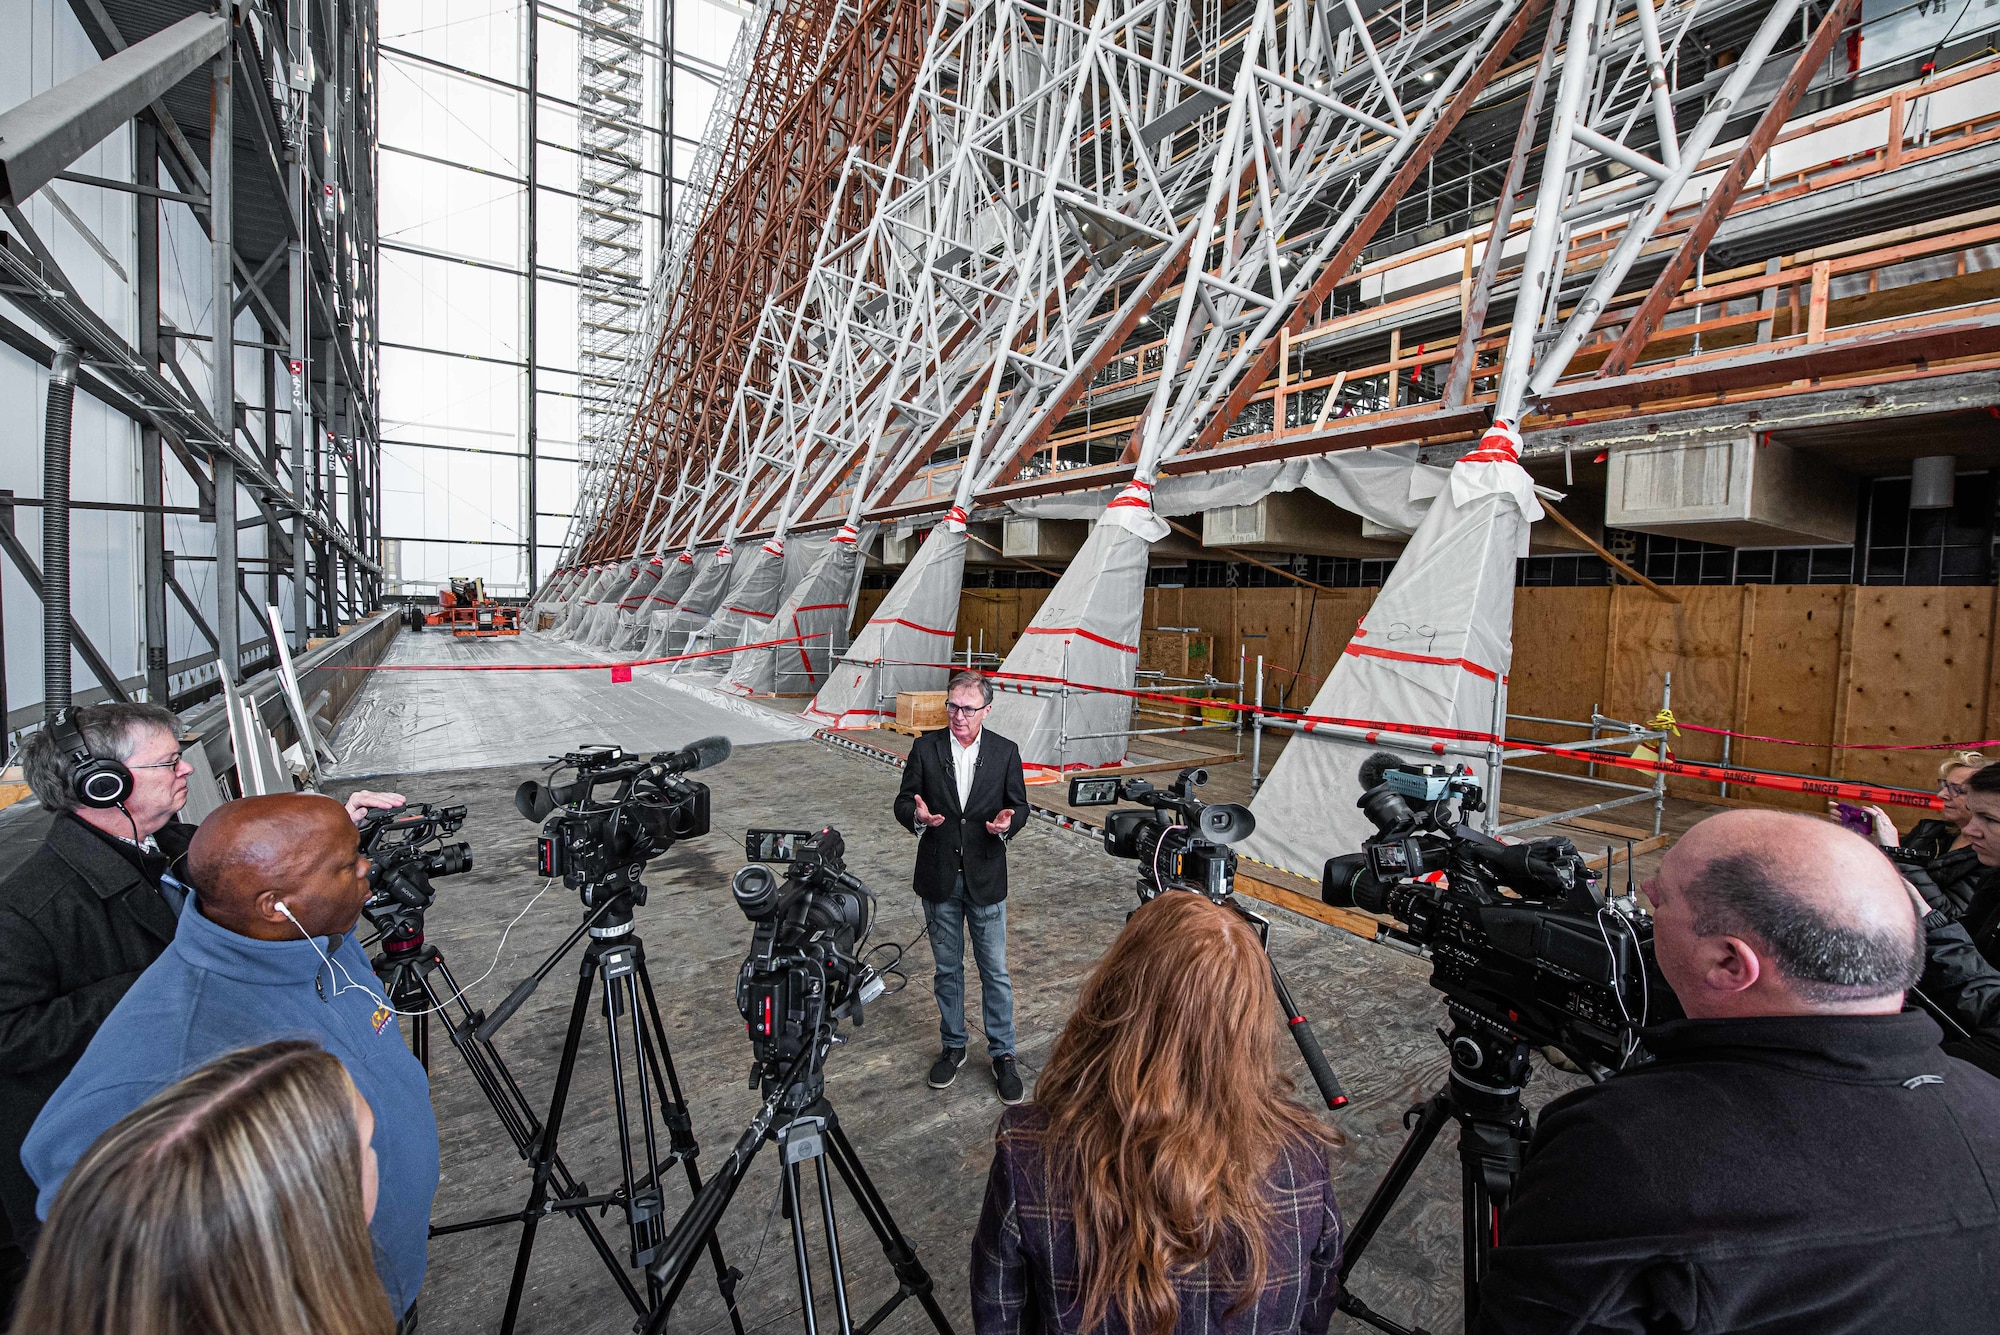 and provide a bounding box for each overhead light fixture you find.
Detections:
[1910,455,1956,510]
